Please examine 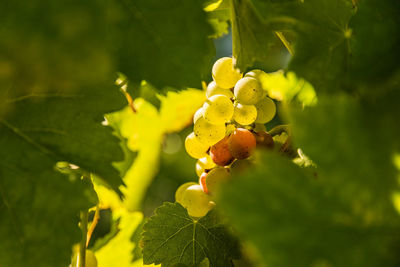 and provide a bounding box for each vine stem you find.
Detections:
[78,210,88,267]
[86,206,100,247]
